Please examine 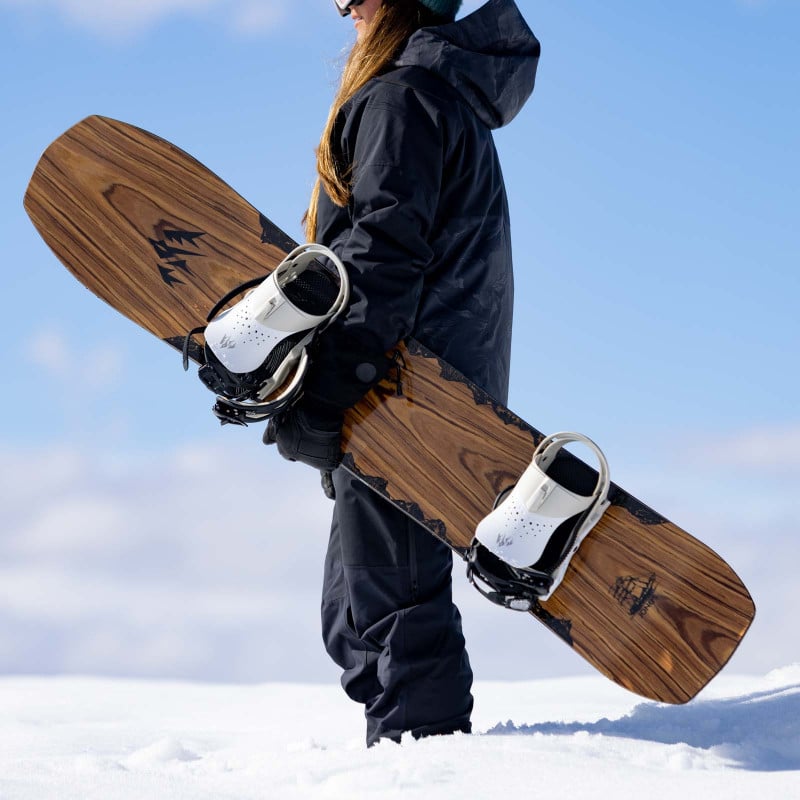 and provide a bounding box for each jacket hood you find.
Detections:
[395,0,540,129]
